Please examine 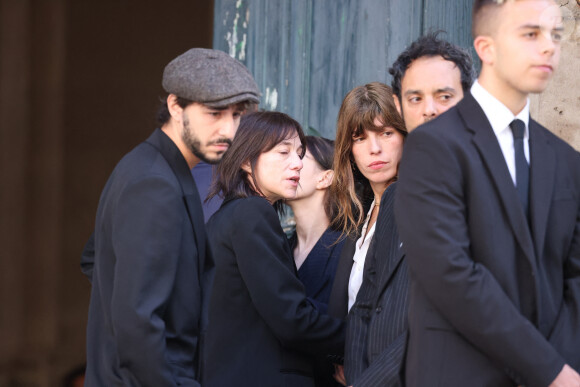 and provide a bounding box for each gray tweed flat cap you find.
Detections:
[162,48,260,108]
